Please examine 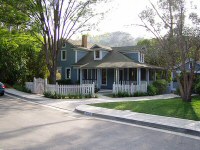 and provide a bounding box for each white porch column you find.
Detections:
[116,68,119,84]
[97,69,101,89]
[154,70,157,81]
[146,68,149,85]
[80,69,83,84]
[137,68,141,86]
